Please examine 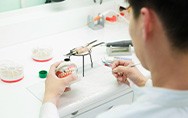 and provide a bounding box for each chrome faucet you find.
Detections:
[45,0,65,3]
[93,0,103,4]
